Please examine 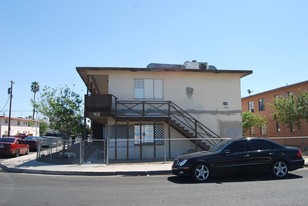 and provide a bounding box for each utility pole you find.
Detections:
[8,81,14,137]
